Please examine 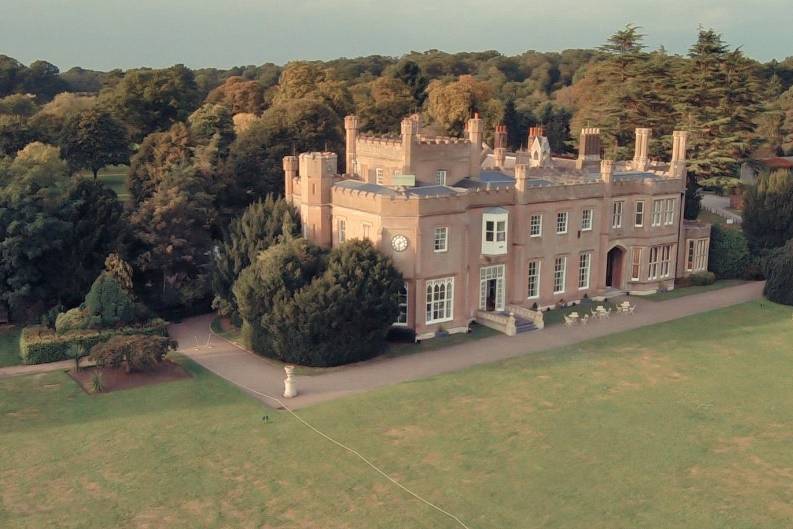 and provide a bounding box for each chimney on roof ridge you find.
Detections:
[600,159,614,184]
[494,124,507,168]
[528,126,544,142]
[671,130,689,179]
[576,127,601,169]
[633,127,651,172]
